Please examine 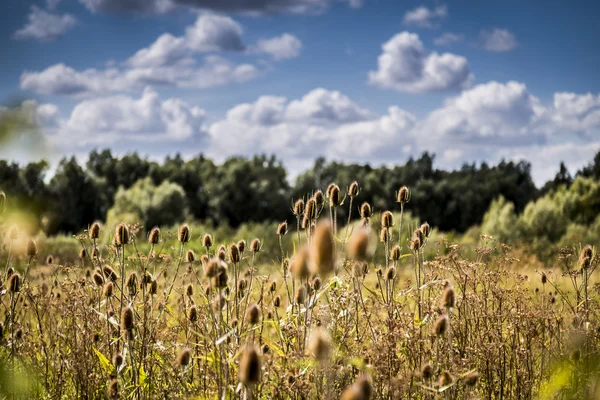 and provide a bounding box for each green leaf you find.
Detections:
[93,347,112,375]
